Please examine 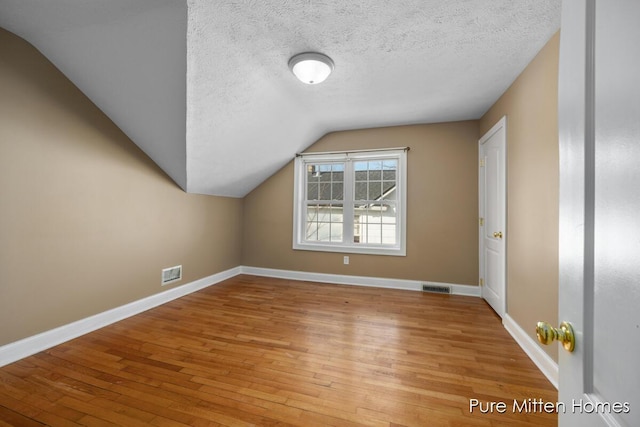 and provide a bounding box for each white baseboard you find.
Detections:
[240,266,481,297]
[0,266,241,368]
[503,313,559,389]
